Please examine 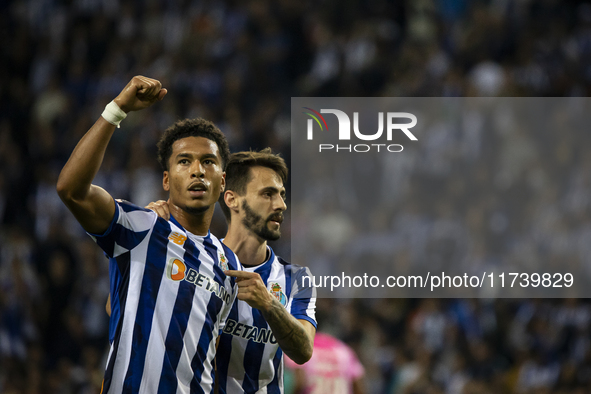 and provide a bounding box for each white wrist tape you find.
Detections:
[101,101,127,128]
